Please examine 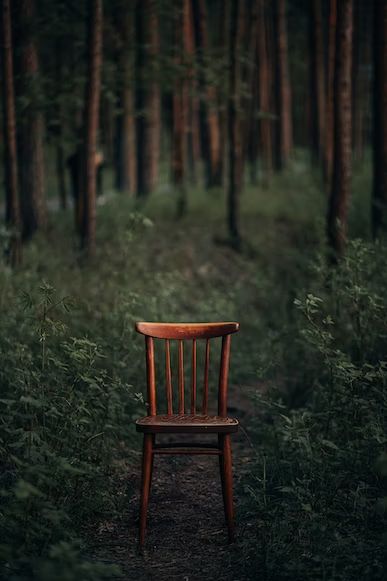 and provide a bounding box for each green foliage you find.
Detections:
[0,163,383,579]
[243,241,387,580]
